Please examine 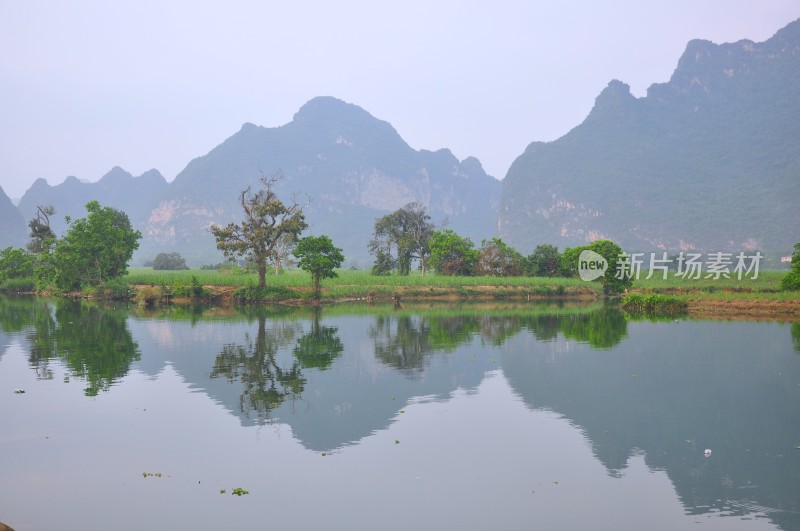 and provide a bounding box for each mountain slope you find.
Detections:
[499,19,800,257]
[17,167,168,239]
[144,97,501,265]
[0,185,26,248]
